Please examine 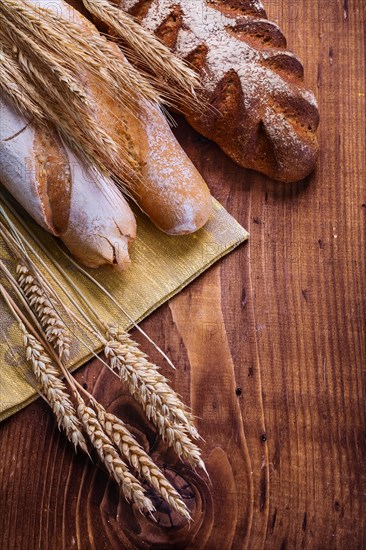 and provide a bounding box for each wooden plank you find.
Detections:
[0,1,365,548]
